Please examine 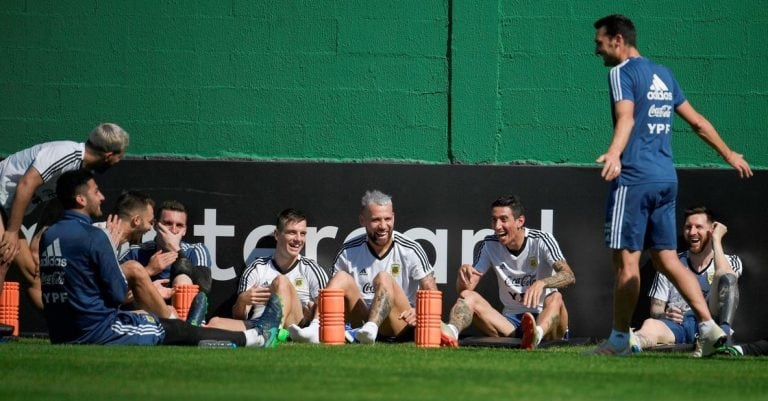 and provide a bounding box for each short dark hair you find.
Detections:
[56,170,96,209]
[491,195,525,218]
[276,208,308,232]
[113,191,155,220]
[594,14,637,47]
[157,200,187,219]
[683,206,715,224]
